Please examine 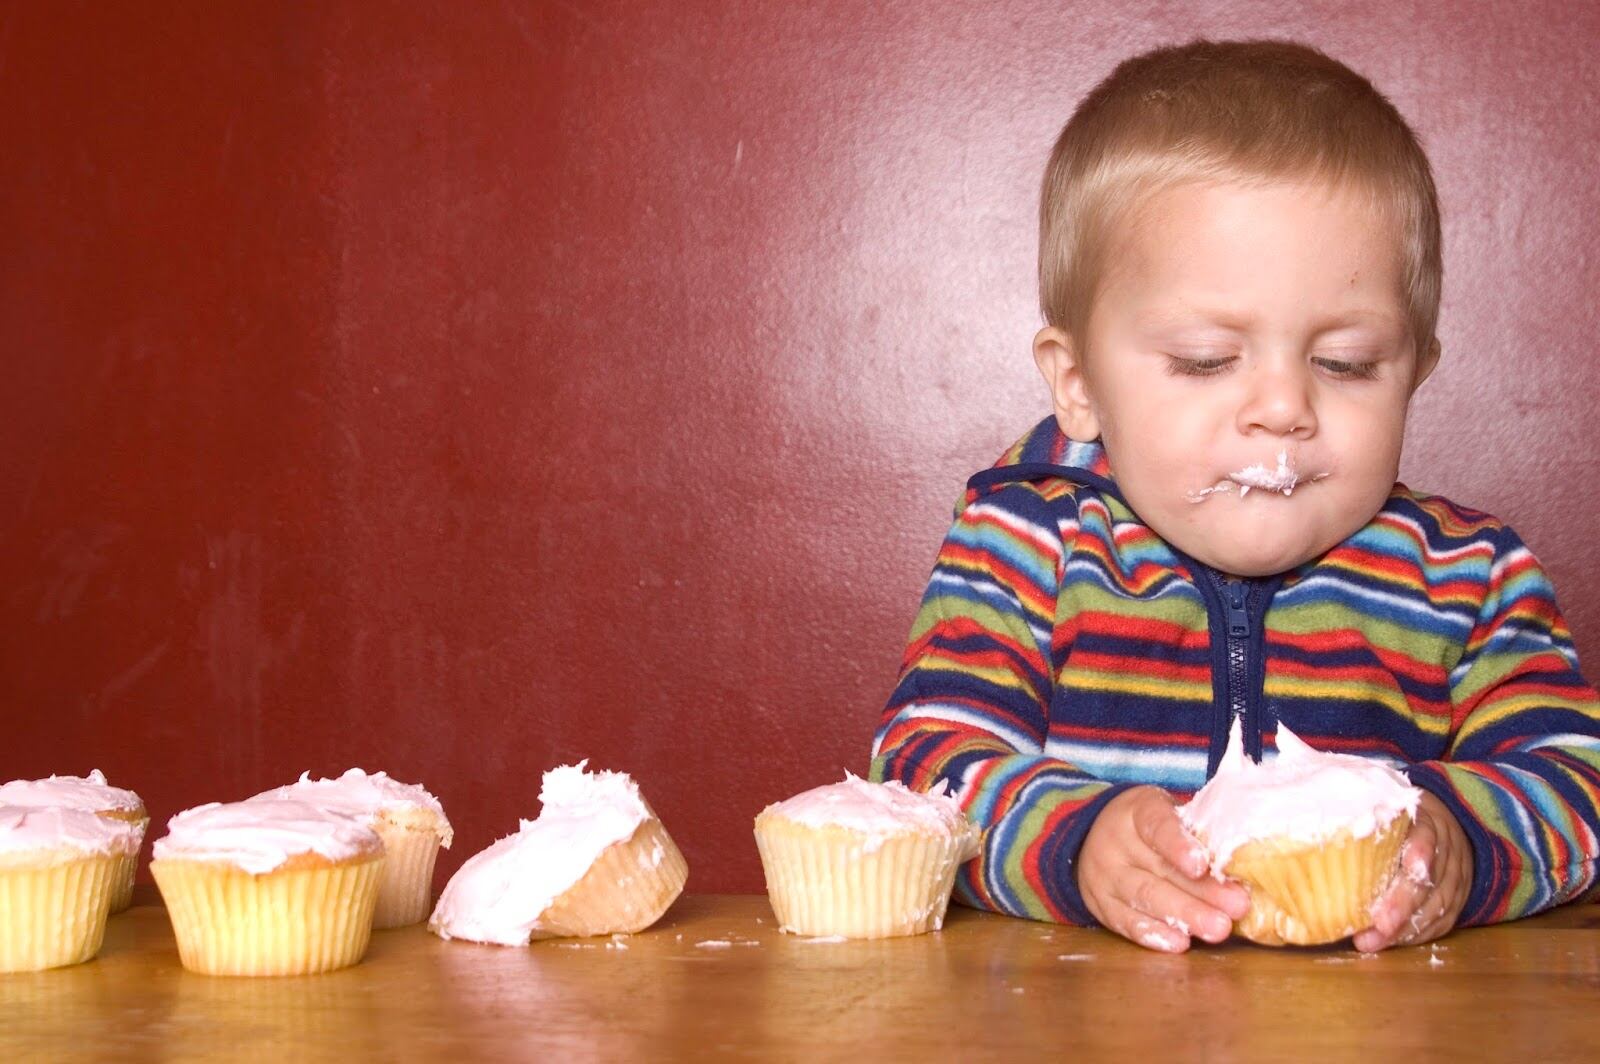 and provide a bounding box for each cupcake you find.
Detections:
[252,769,452,929]
[0,771,149,913]
[0,805,139,971]
[754,774,981,939]
[429,762,687,945]
[1178,720,1420,946]
[150,799,385,976]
